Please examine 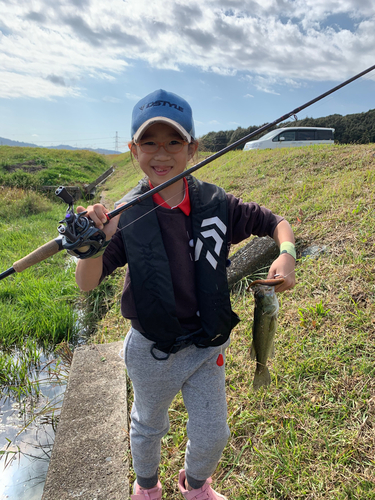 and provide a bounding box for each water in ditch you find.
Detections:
[0,349,70,500]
